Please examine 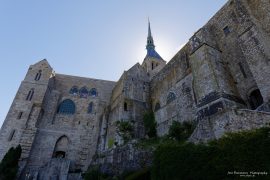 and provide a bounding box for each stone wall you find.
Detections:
[0,60,116,179]
[190,108,270,143]
[142,56,166,79]
[0,60,53,161]
[103,64,150,149]
[0,1,270,179]
[25,72,116,174]
[199,0,270,103]
[150,45,195,136]
[150,0,270,136]
[93,142,153,176]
